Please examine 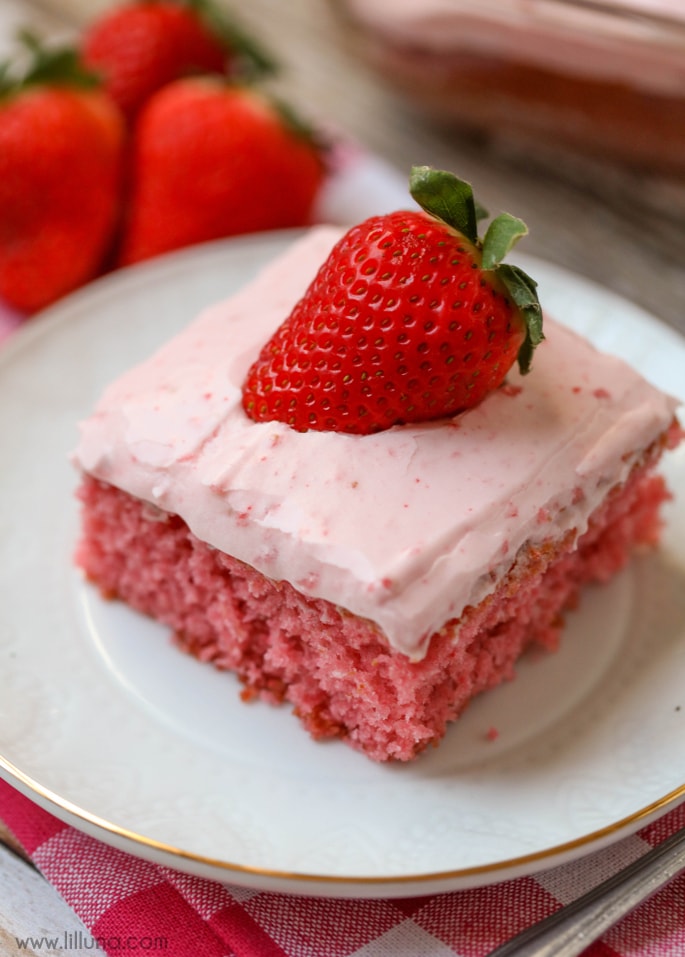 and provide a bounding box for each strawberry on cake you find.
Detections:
[73,167,681,761]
